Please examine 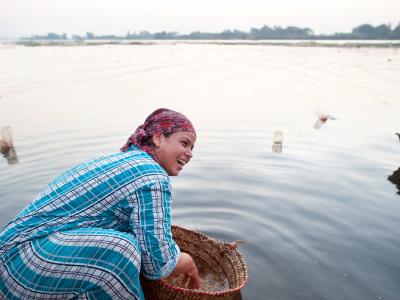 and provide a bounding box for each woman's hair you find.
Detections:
[120,108,195,159]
